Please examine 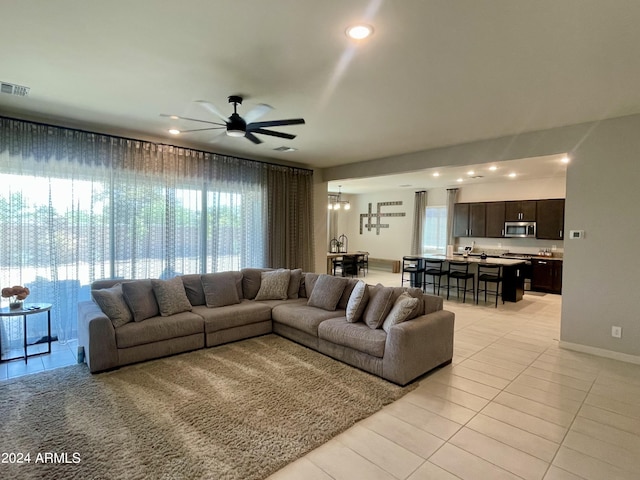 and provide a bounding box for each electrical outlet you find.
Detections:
[611,326,622,338]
